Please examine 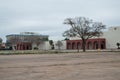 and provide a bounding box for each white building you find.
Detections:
[102,26,120,49]
[6,32,49,50]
